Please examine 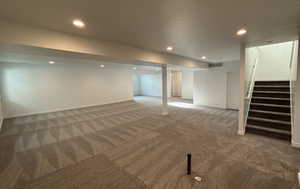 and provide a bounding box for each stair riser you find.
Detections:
[255,81,290,86]
[250,104,290,113]
[249,111,291,122]
[246,127,291,141]
[252,92,290,98]
[251,98,290,106]
[249,81,291,141]
[247,119,291,131]
[254,87,290,92]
